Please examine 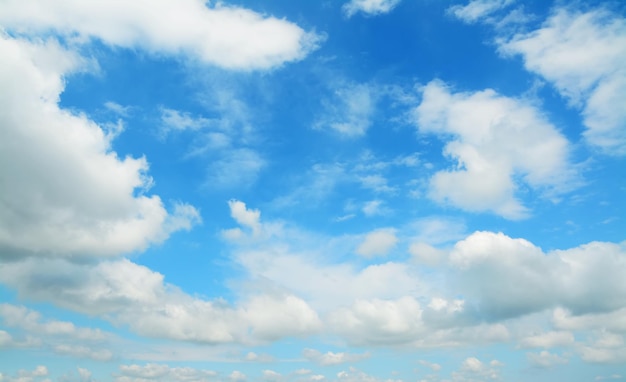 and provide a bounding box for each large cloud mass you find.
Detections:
[0,35,200,259]
[0,0,321,70]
